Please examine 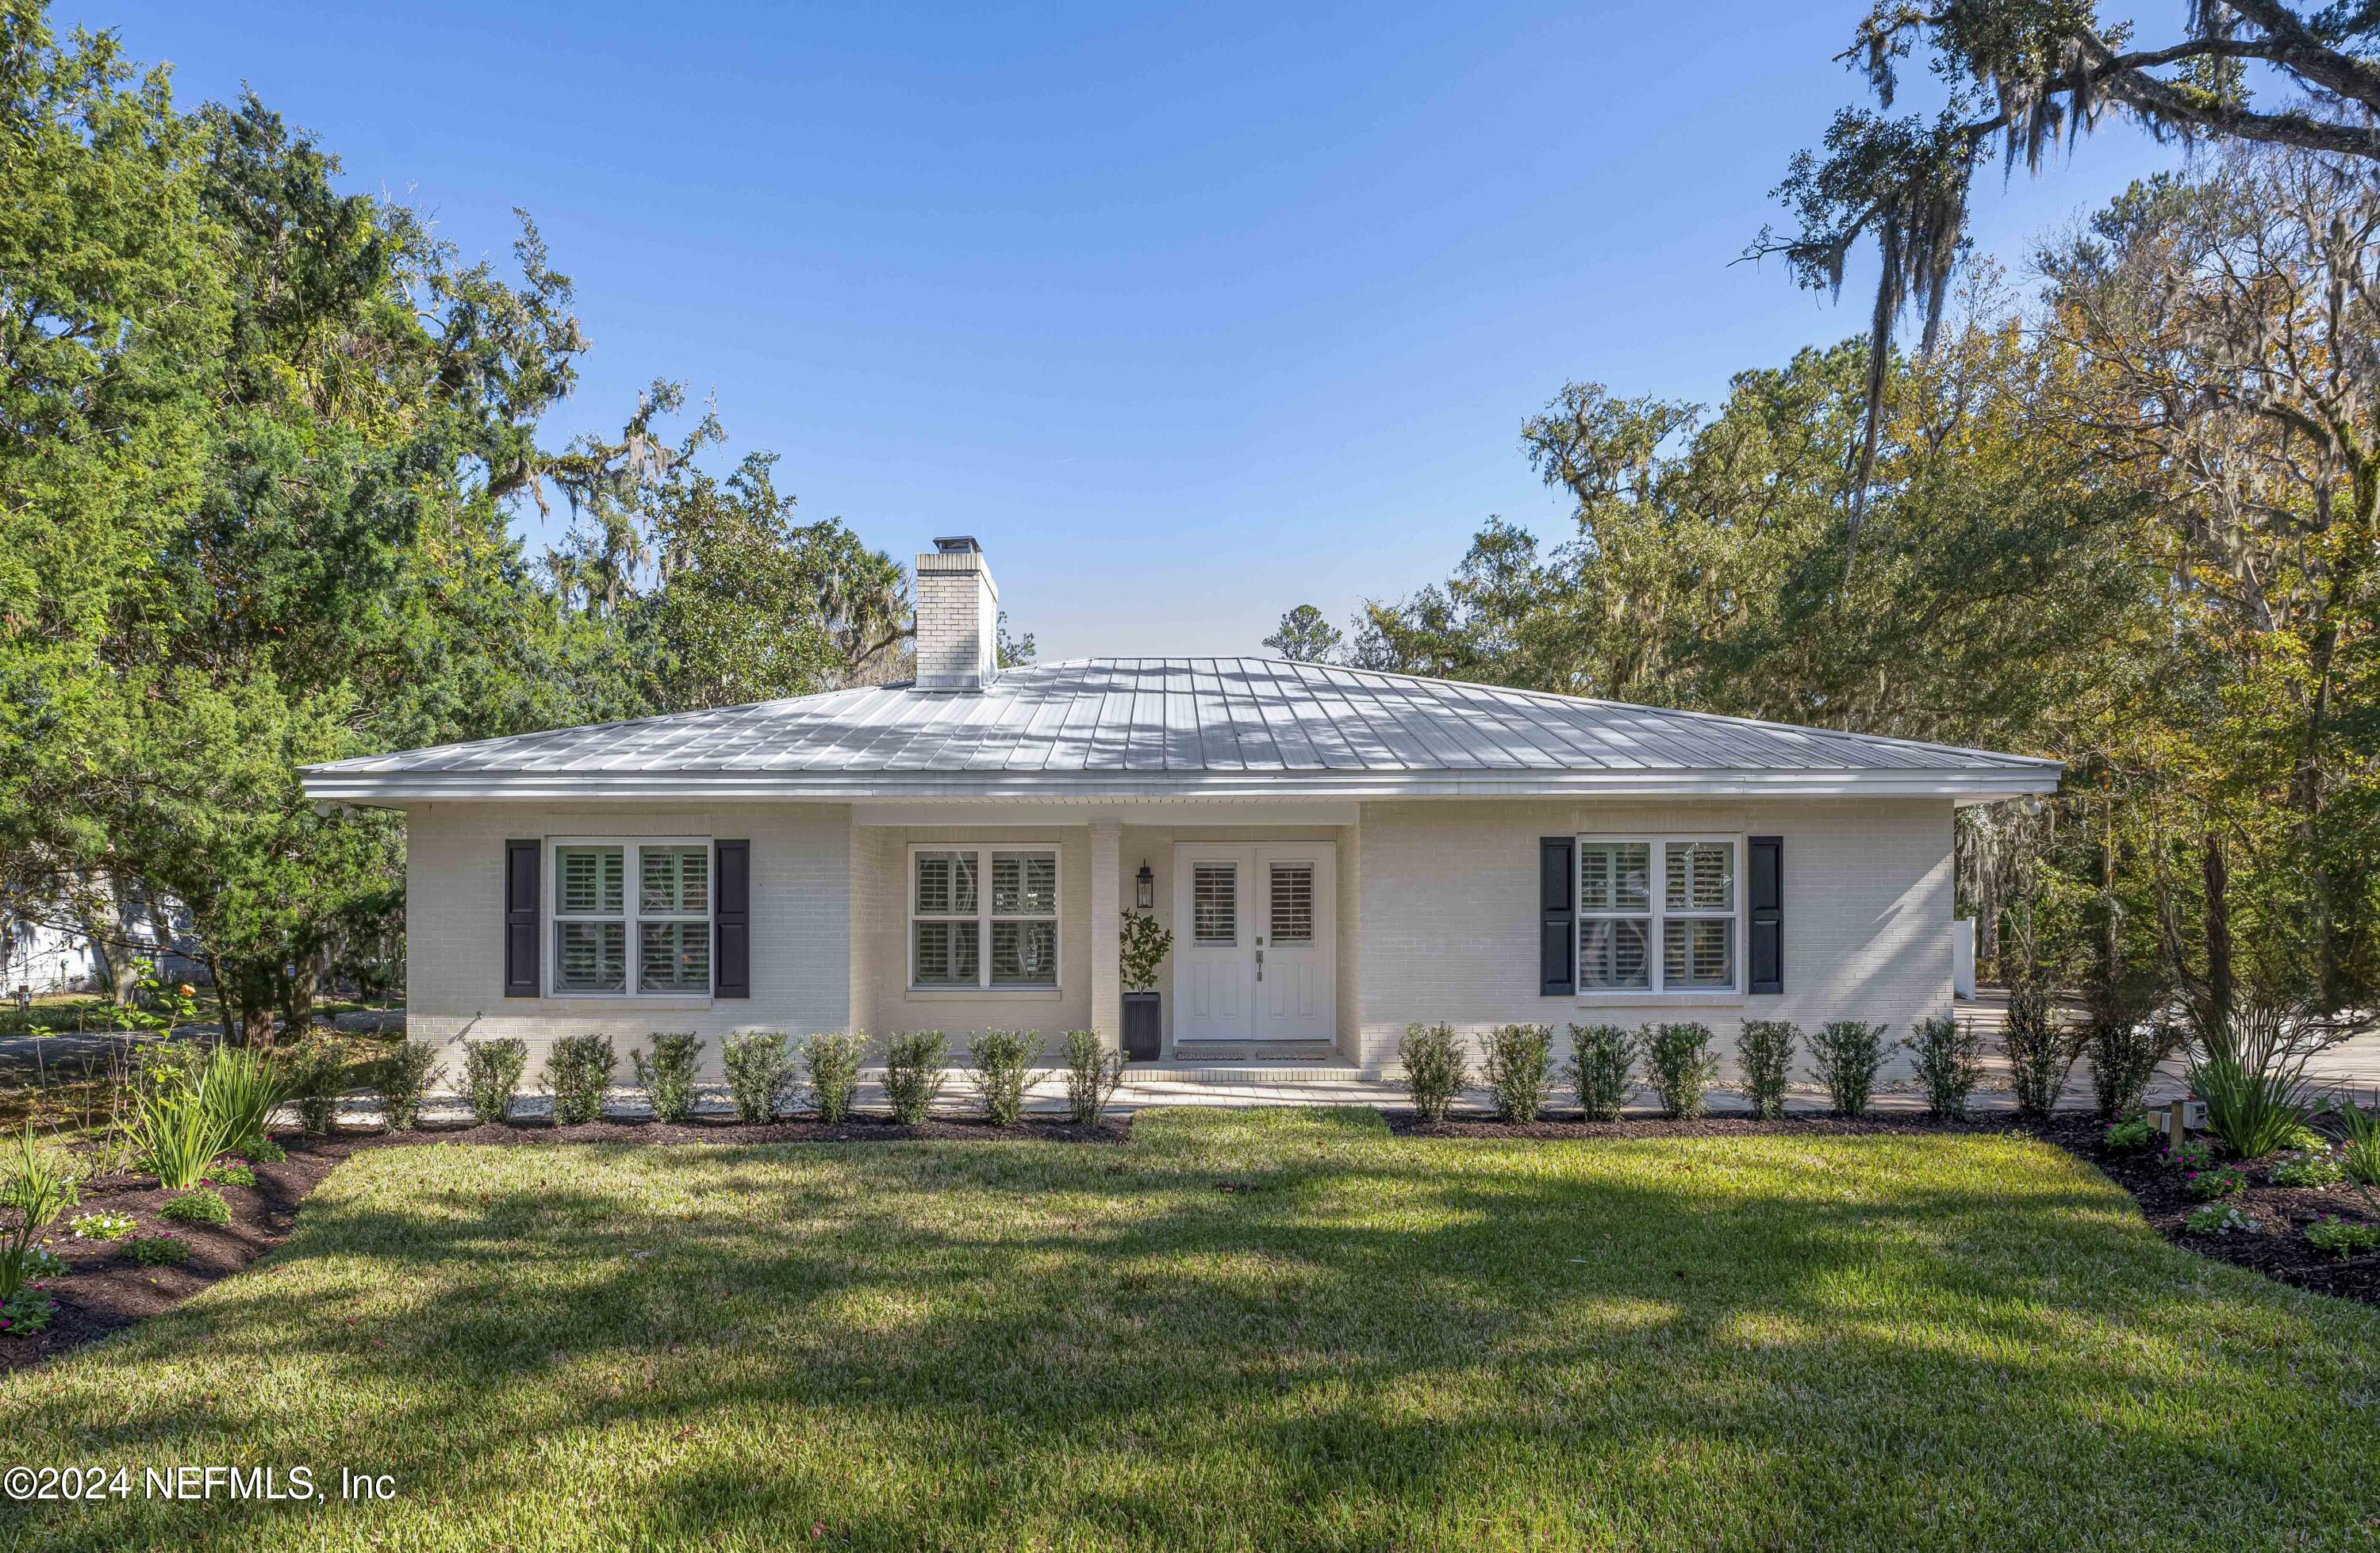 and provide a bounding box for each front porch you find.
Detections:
[845,802,1361,1068]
